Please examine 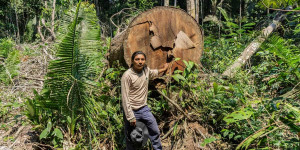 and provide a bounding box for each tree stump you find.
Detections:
[108,6,204,73]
